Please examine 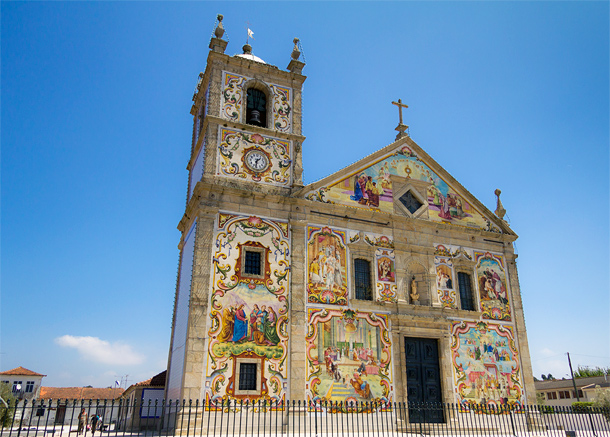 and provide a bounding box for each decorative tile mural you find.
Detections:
[435,256,456,308]
[474,252,511,321]
[220,72,293,133]
[270,84,292,133]
[451,321,523,408]
[375,248,397,303]
[307,226,348,306]
[305,308,394,410]
[221,73,245,122]
[217,128,292,186]
[305,145,501,232]
[205,213,290,404]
